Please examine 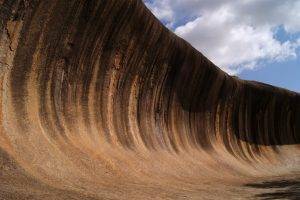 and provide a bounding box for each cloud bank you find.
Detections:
[144,0,300,74]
